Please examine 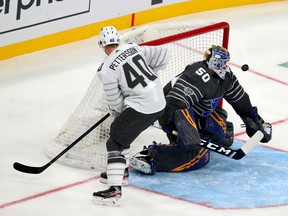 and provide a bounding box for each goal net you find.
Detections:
[45,21,230,170]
